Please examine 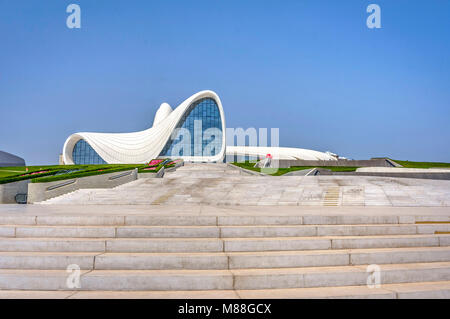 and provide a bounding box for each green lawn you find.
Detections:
[0,165,84,178]
[392,160,450,169]
[0,164,147,184]
[32,164,146,183]
[232,159,450,176]
[231,162,359,176]
[0,161,179,184]
[0,169,26,178]
[0,165,46,178]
